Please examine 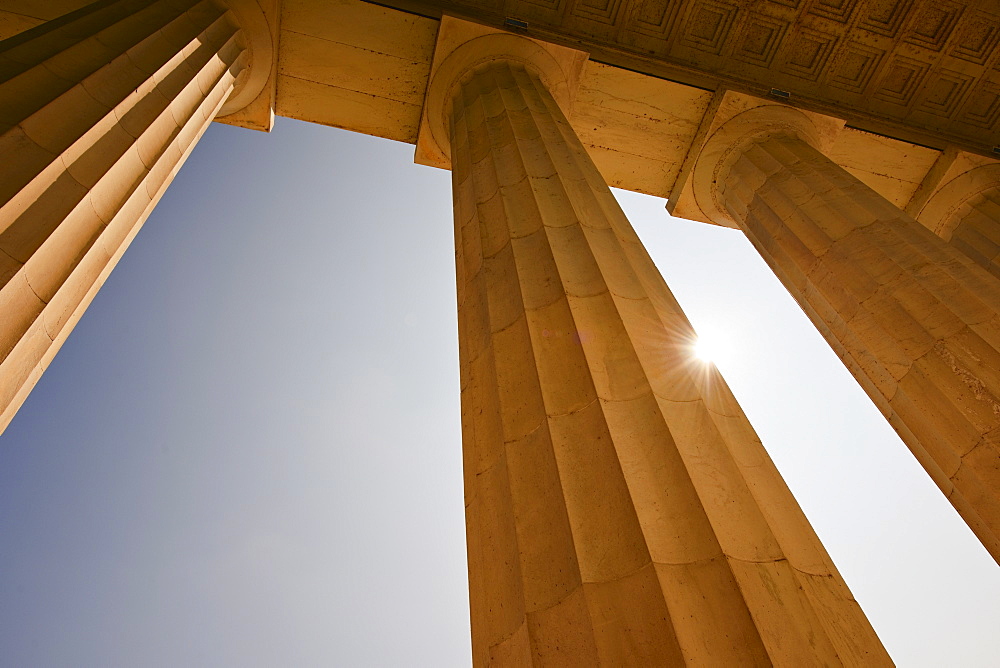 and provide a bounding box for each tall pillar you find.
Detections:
[0,0,260,432]
[431,30,890,664]
[693,107,1000,563]
[914,163,1000,280]
[949,192,1000,279]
